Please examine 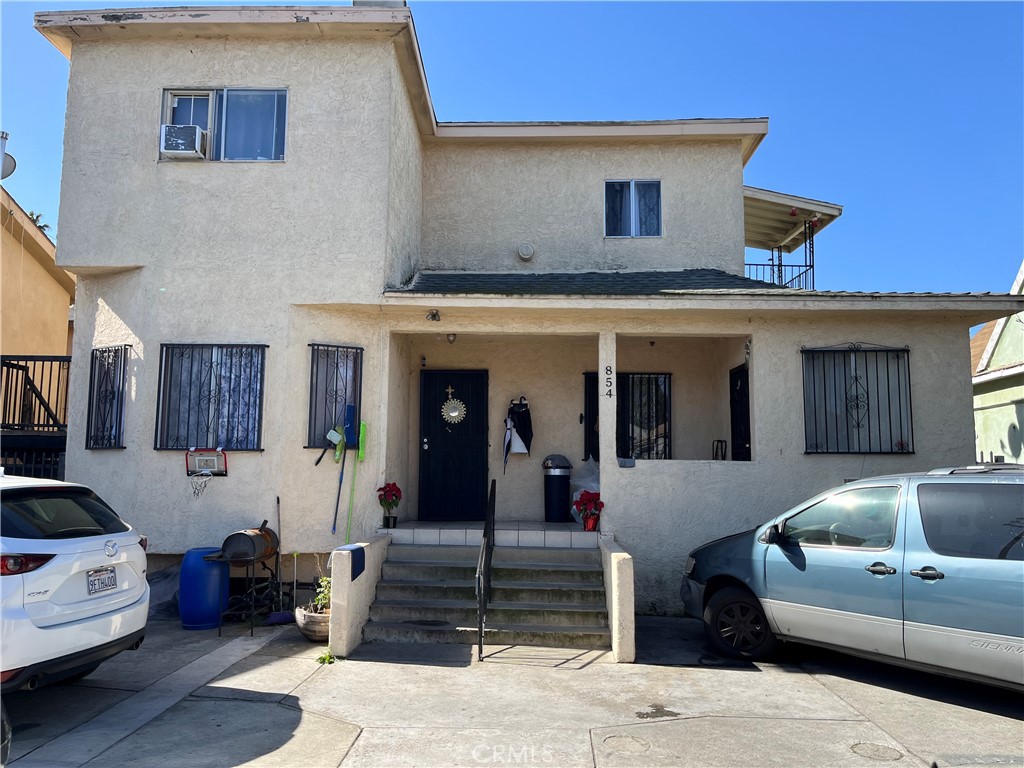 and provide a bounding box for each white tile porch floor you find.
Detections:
[375,520,599,549]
